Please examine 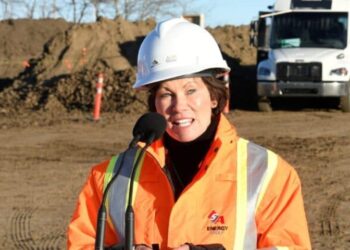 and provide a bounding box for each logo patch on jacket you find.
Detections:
[207,210,228,234]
